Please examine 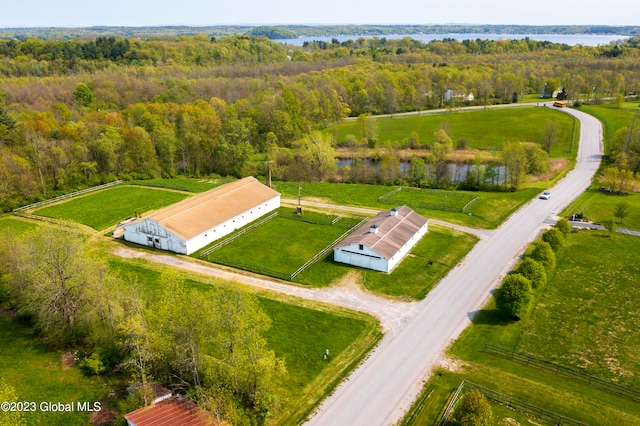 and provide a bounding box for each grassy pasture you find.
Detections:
[198,208,363,278]
[403,229,640,425]
[33,186,188,230]
[0,316,104,426]
[330,106,576,158]
[361,224,478,300]
[0,216,40,235]
[275,181,540,229]
[107,258,381,425]
[379,186,478,212]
